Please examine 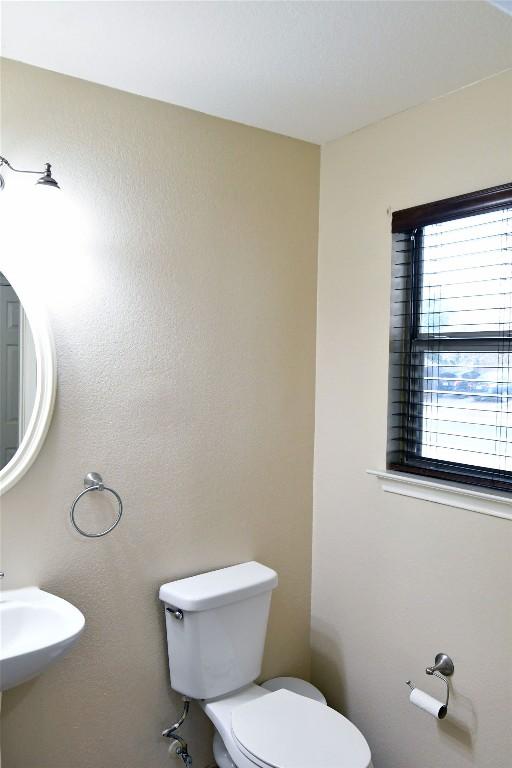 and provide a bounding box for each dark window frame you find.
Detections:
[388,182,512,492]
